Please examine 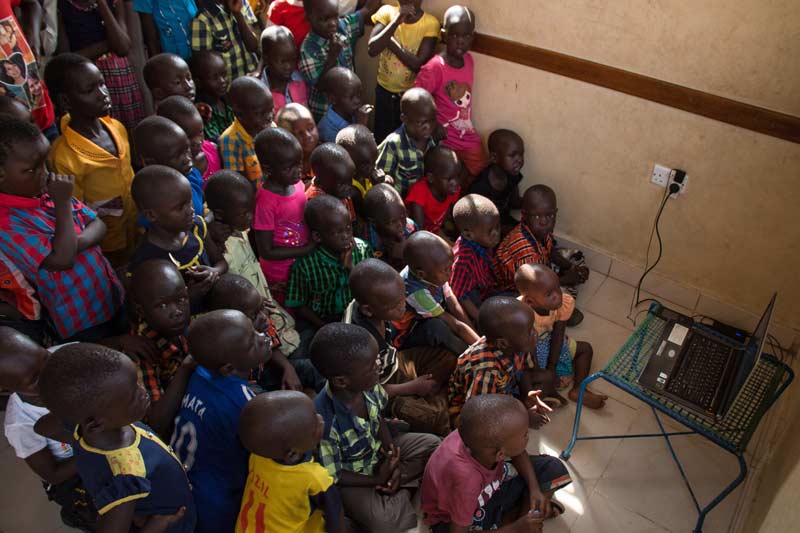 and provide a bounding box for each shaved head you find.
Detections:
[459,394,527,449]
[514,263,560,295]
[453,194,500,233]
